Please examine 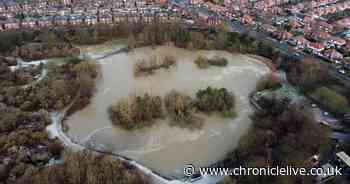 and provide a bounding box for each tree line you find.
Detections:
[219,96,331,184]
[0,56,102,183]
[287,58,350,116]
[16,150,150,184]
